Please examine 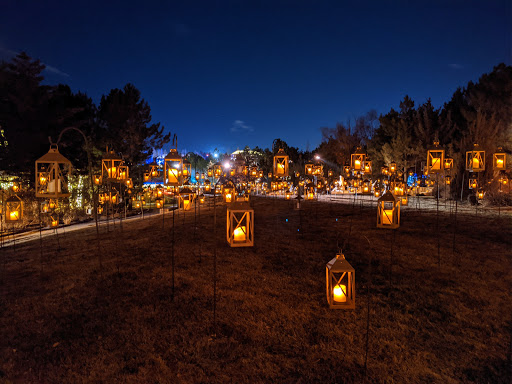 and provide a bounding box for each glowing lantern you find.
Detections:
[41,201,49,213]
[477,190,484,200]
[98,205,104,215]
[364,159,372,174]
[466,144,485,172]
[445,176,451,185]
[179,187,194,211]
[182,159,191,178]
[199,194,205,204]
[305,163,314,175]
[344,165,351,175]
[50,215,59,228]
[94,175,102,185]
[326,251,355,309]
[204,179,211,193]
[250,167,258,177]
[35,144,72,198]
[273,148,289,177]
[117,165,129,180]
[164,147,182,186]
[213,163,222,178]
[426,141,444,174]
[155,198,163,209]
[101,149,123,181]
[374,189,381,198]
[134,201,141,209]
[469,178,478,189]
[377,191,400,229]
[207,169,213,177]
[48,199,57,210]
[227,203,254,247]
[401,195,408,206]
[230,169,235,176]
[499,176,508,185]
[444,157,453,171]
[125,178,133,188]
[389,162,396,174]
[12,183,19,192]
[493,148,506,170]
[351,147,366,171]
[5,195,23,222]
